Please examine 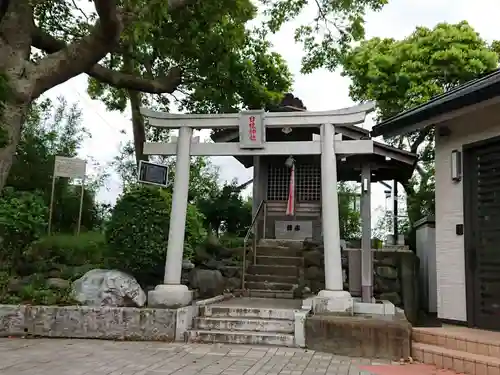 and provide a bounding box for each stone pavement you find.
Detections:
[0,338,391,375]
